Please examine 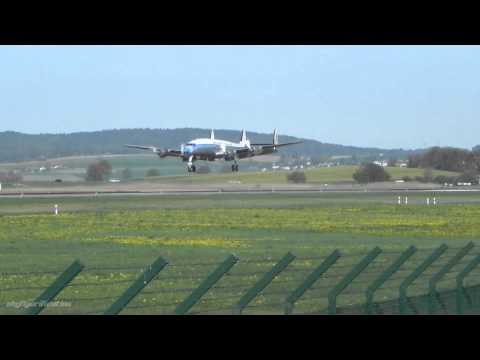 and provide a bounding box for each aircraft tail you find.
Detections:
[250,129,302,148]
[240,129,247,144]
[210,129,215,140]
